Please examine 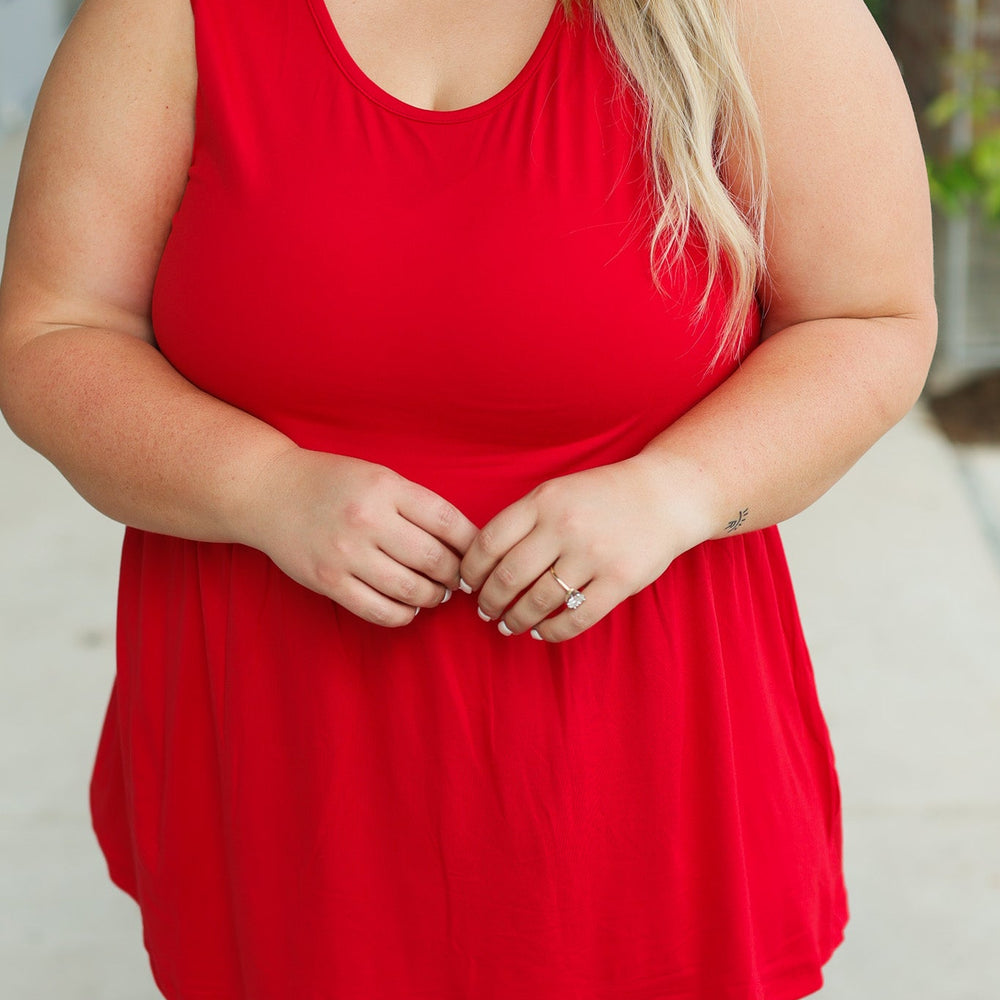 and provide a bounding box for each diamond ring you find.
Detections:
[549,565,586,610]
